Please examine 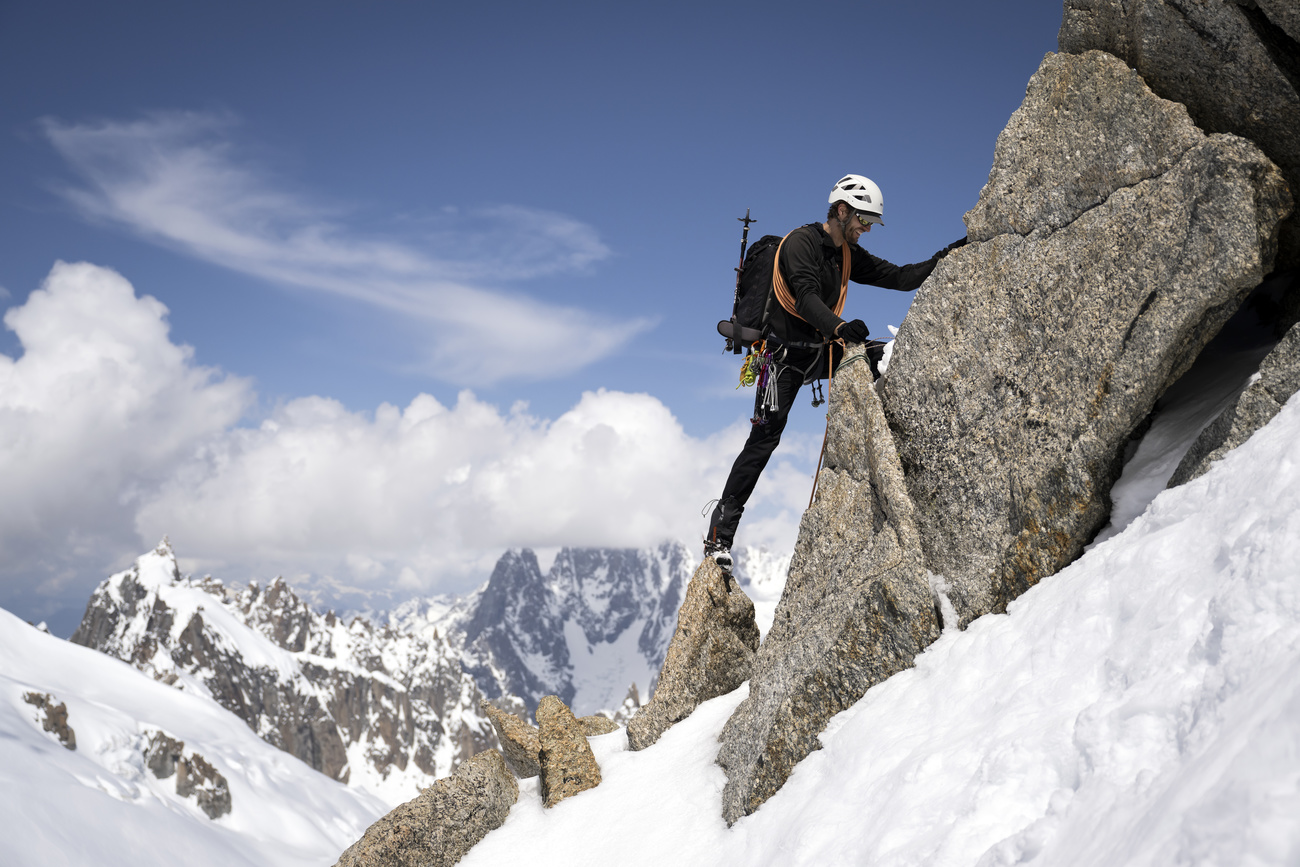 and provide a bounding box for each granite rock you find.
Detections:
[882,51,1292,627]
[716,344,941,825]
[1059,0,1300,269]
[1169,315,1300,485]
[479,700,540,779]
[334,749,517,867]
[626,560,759,751]
[578,714,619,737]
[537,695,601,807]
